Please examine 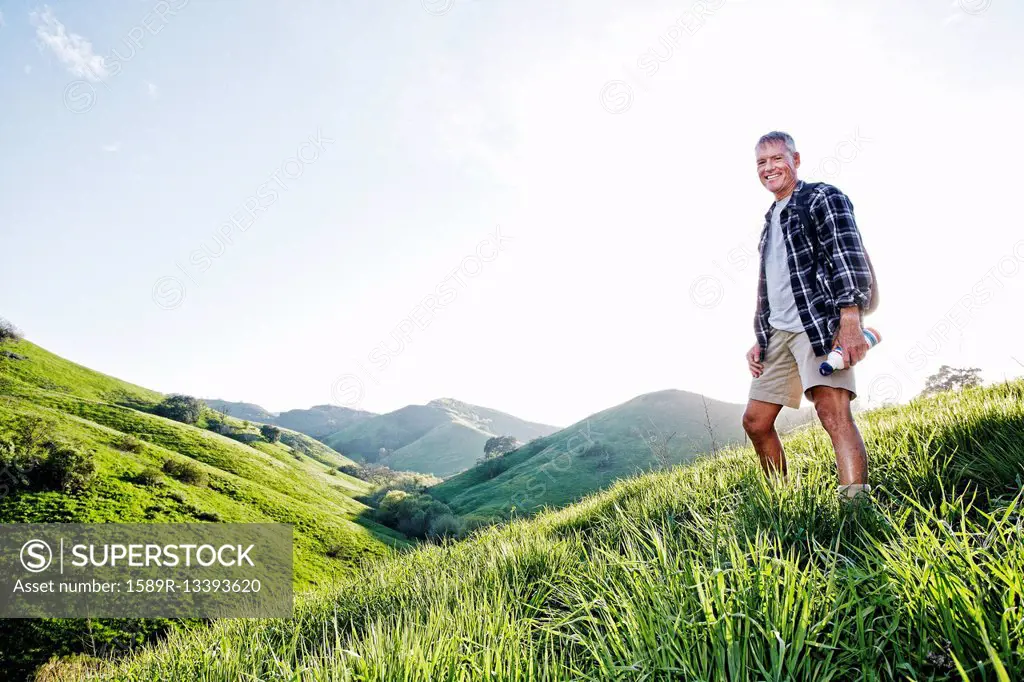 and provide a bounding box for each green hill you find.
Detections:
[431,389,809,520]
[0,340,408,578]
[323,398,560,477]
[0,339,410,679]
[203,399,375,439]
[71,380,1024,681]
